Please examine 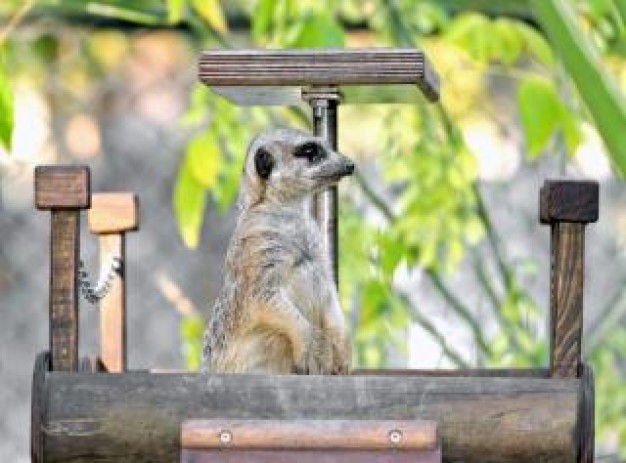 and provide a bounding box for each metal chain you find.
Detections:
[78,257,122,304]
